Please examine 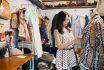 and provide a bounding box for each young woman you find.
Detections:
[54,11,81,70]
